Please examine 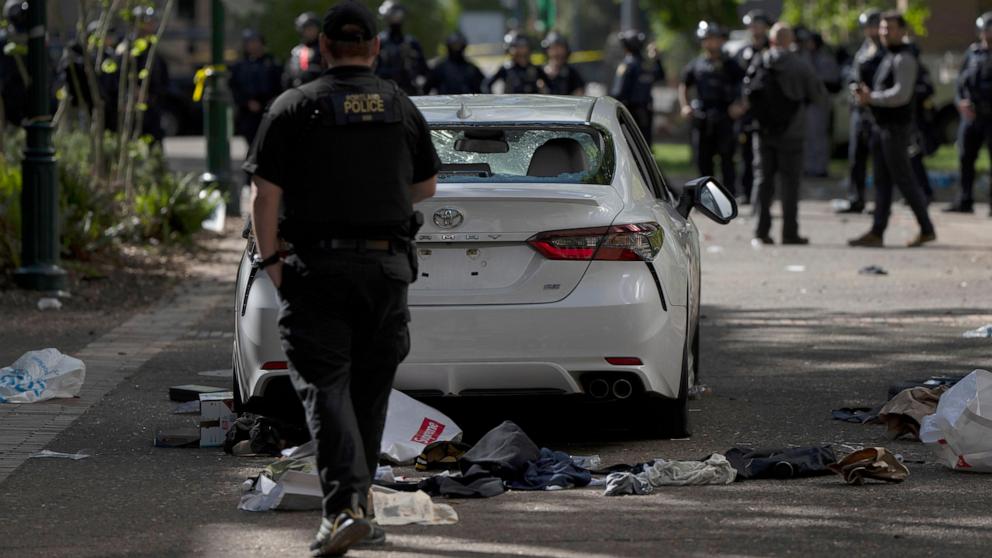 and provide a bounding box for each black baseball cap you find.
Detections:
[323,1,377,42]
